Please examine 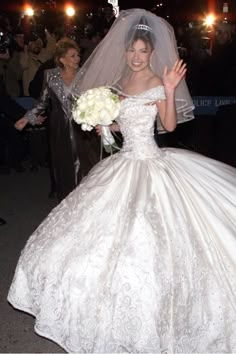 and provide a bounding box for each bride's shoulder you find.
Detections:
[148,75,163,88]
